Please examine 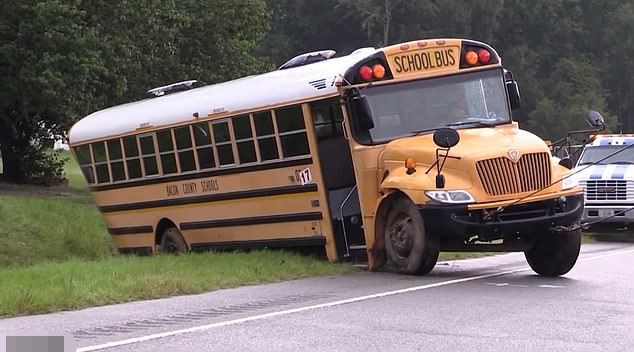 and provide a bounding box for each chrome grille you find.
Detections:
[582,180,630,201]
[476,152,551,196]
